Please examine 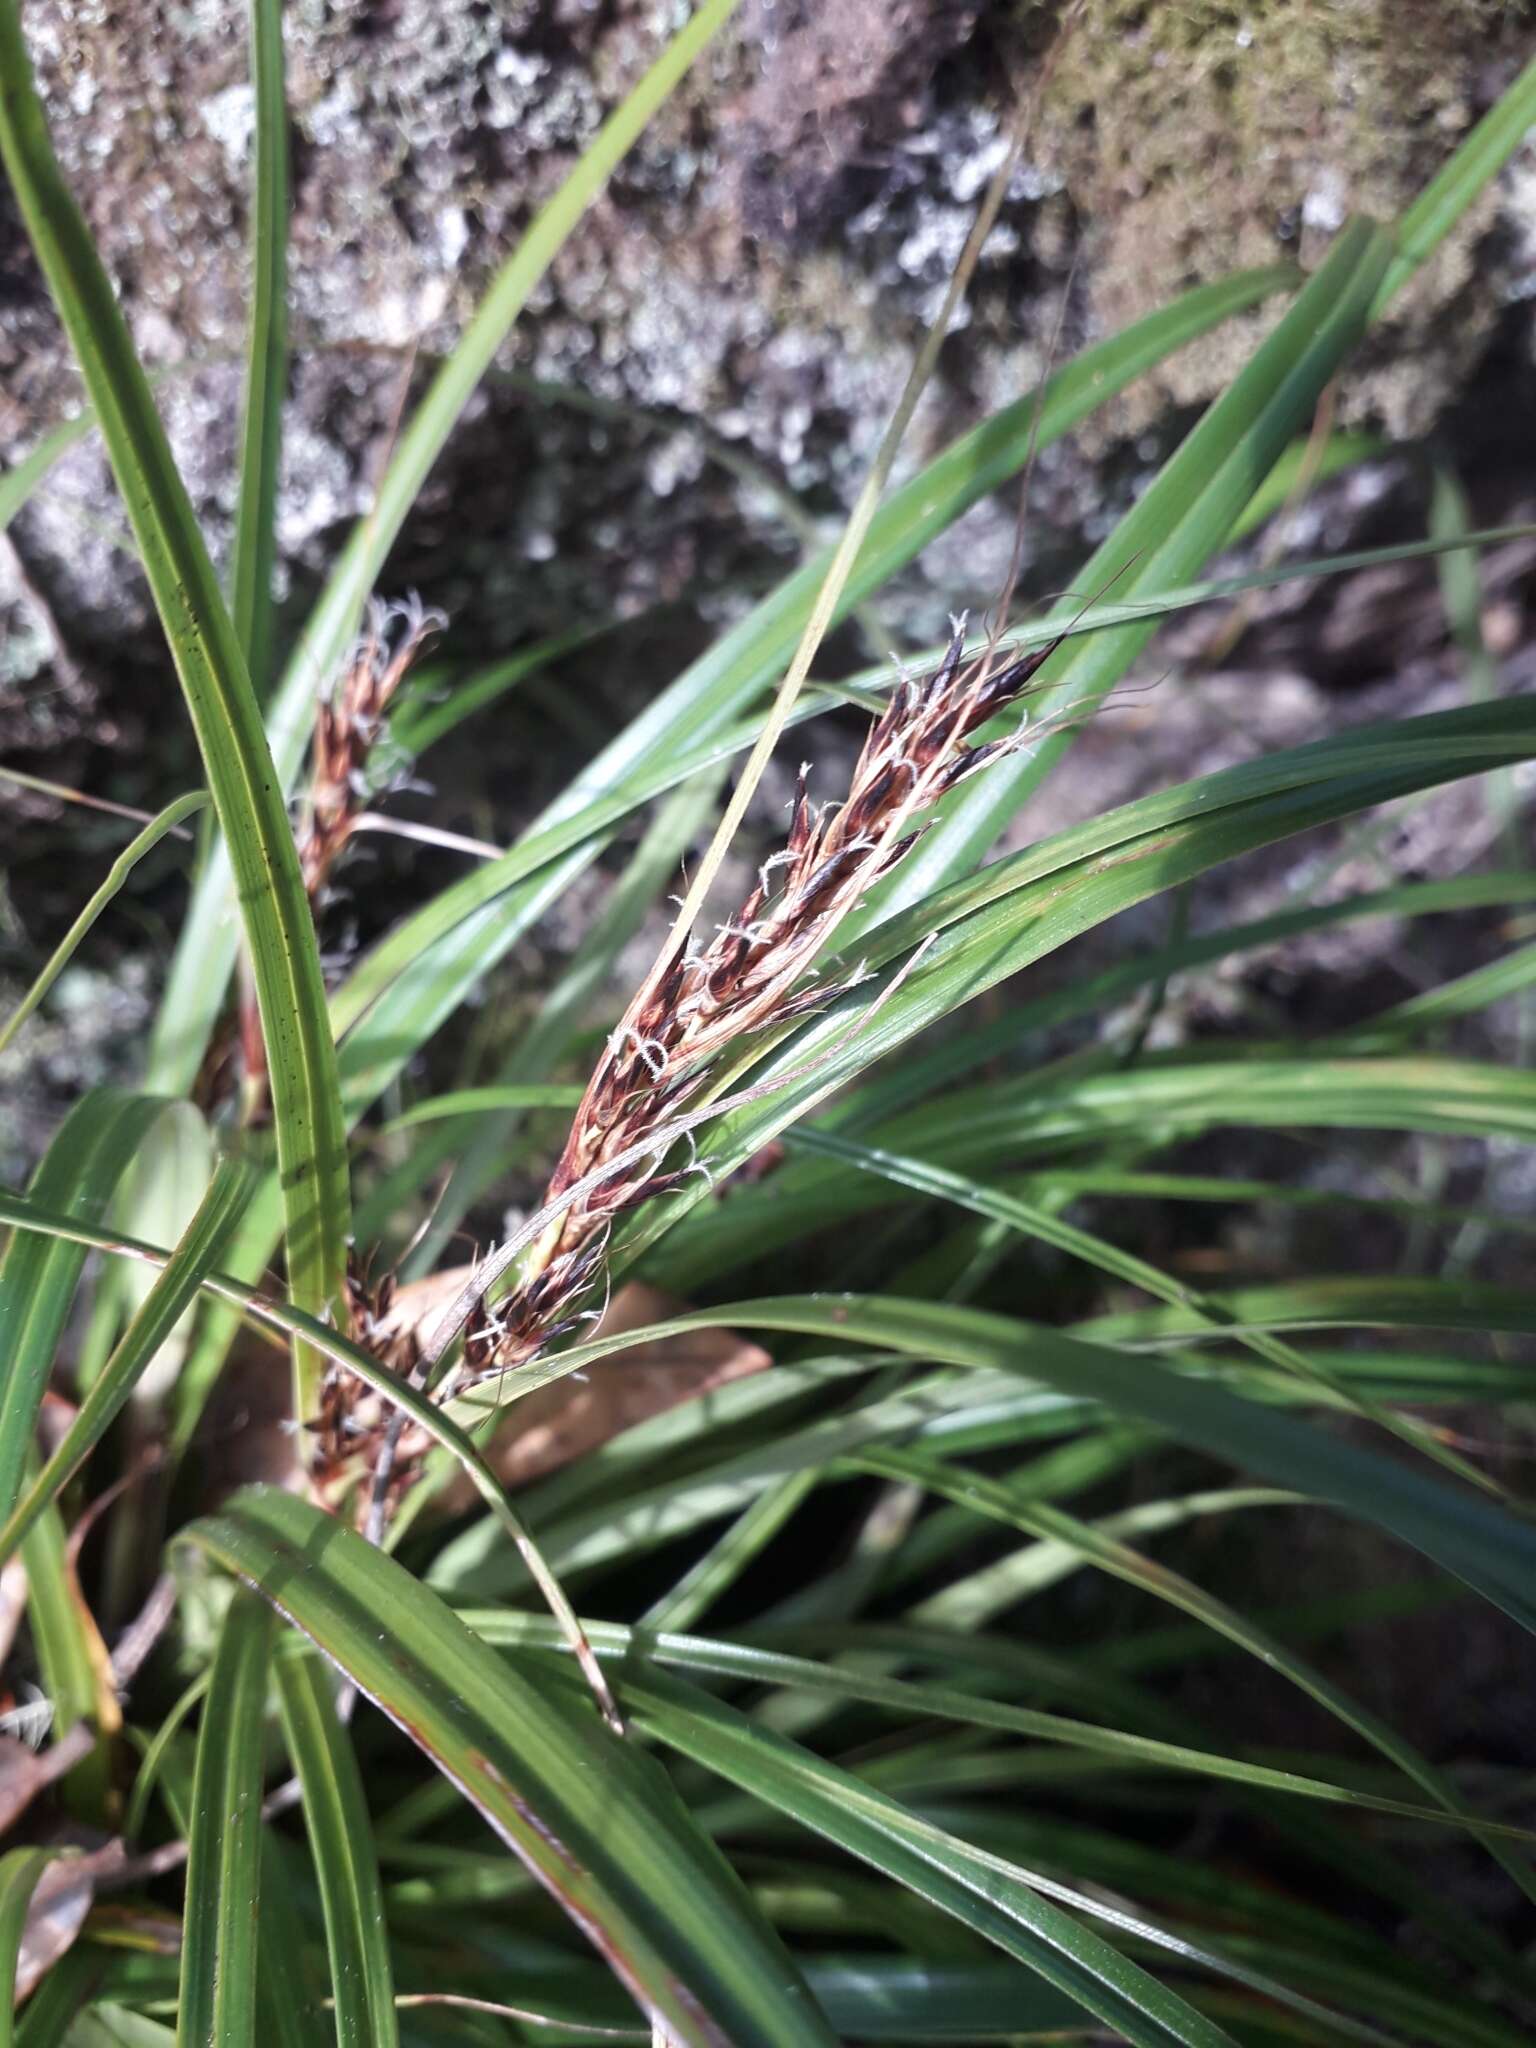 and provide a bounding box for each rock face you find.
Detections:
[1,0,1534,1023]
[4,1,1533,673]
